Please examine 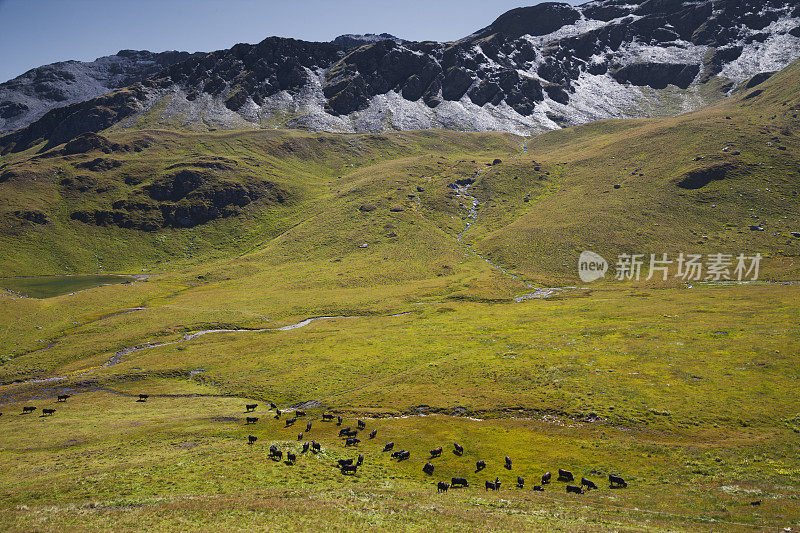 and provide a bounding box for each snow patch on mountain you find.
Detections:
[720,17,800,81]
